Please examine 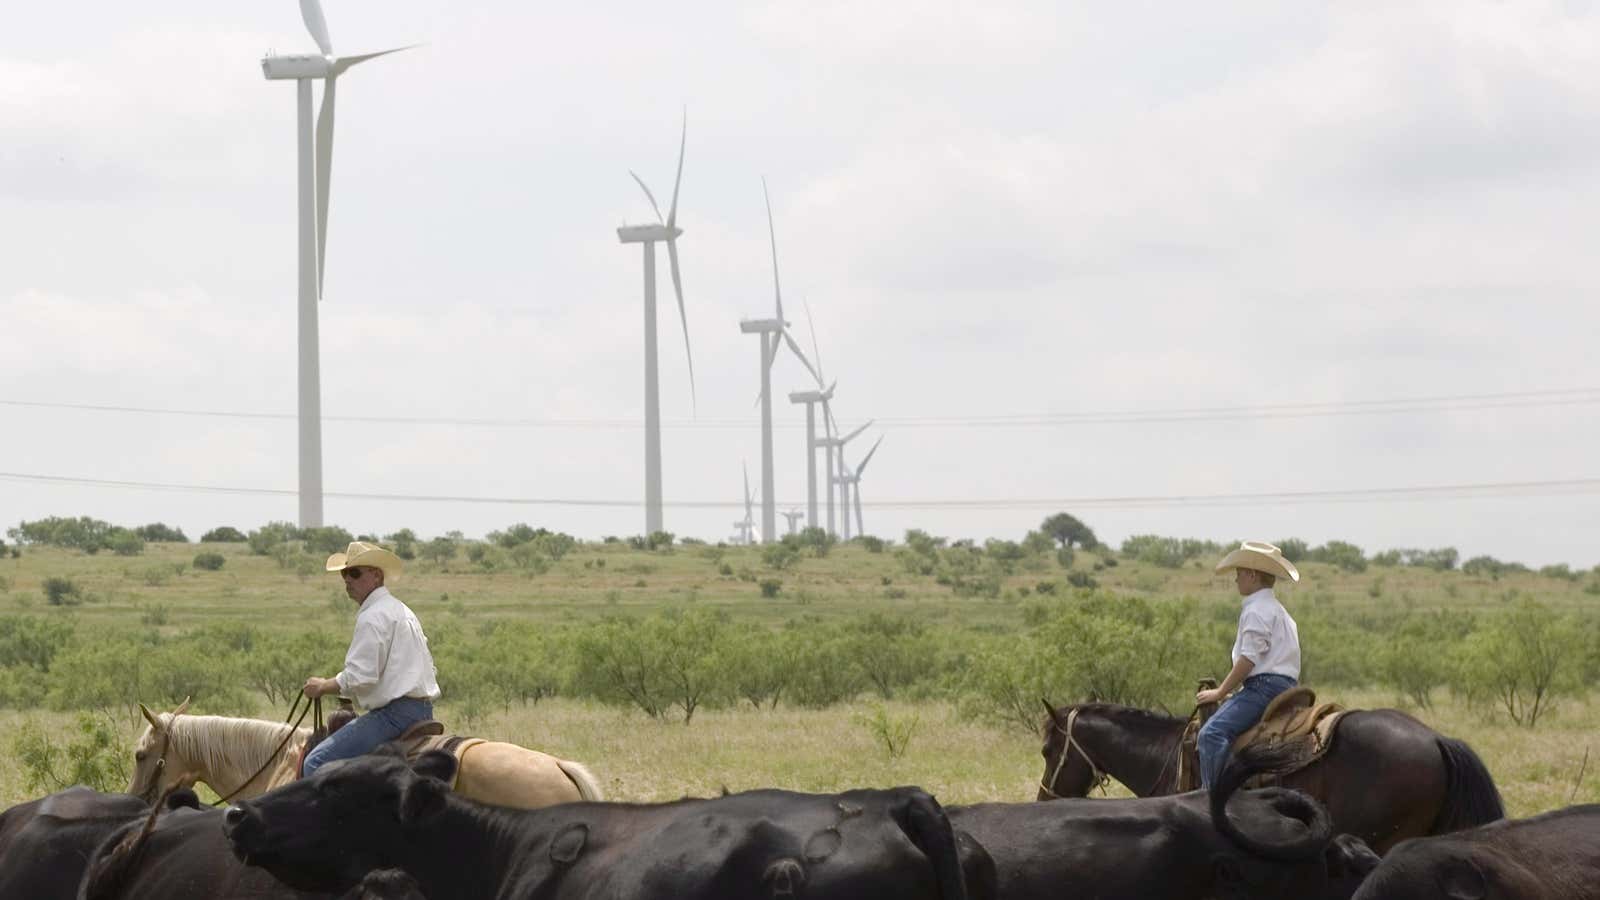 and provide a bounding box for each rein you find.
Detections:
[206,695,321,807]
[1039,707,1110,799]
